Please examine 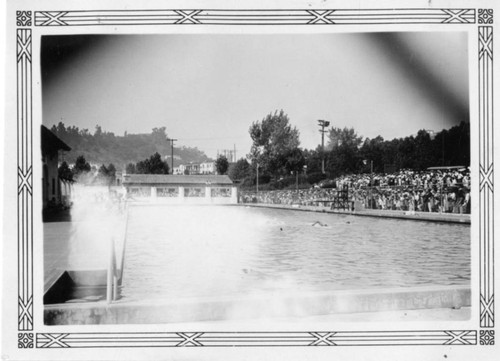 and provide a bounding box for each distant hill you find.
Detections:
[49,123,211,168]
